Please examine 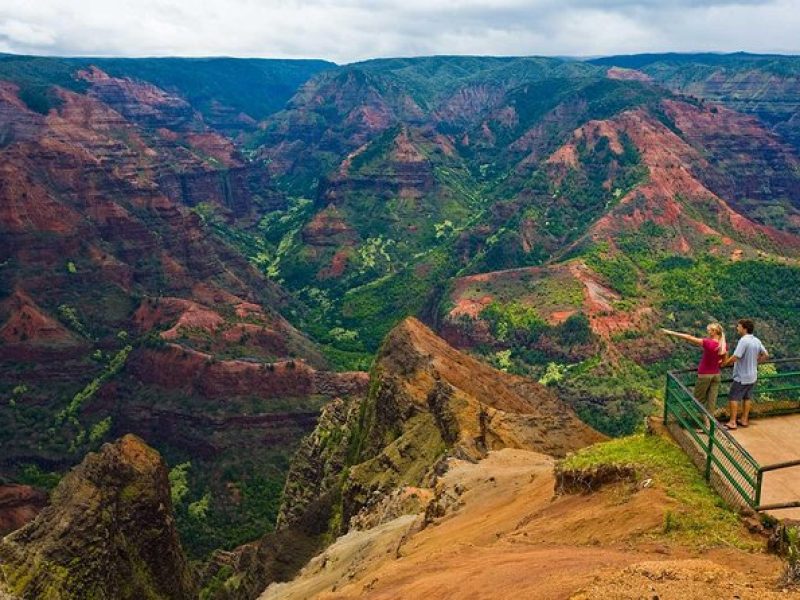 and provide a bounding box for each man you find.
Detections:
[722,319,768,430]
